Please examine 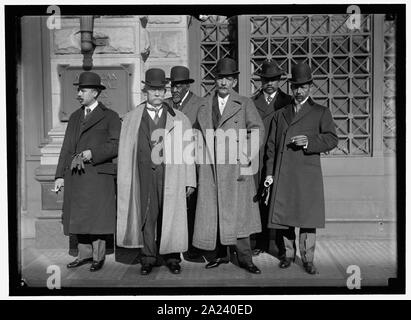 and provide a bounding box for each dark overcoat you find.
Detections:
[252,89,293,187]
[265,98,338,228]
[193,91,265,250]
[166,91,206,126]
[55,102,121,235]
